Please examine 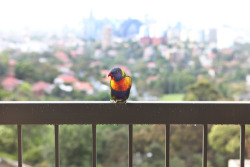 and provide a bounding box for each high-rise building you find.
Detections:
[118,19,142,39]
[199,29,206,43]
[102,25,113,50]
[83,10,115,41]
[83,10,96,39]
[209,29,217,43]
